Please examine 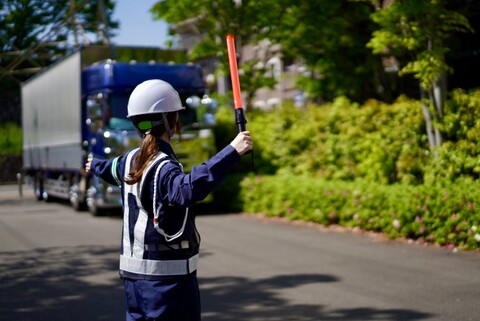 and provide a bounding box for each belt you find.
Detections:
[144,240,190,252]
